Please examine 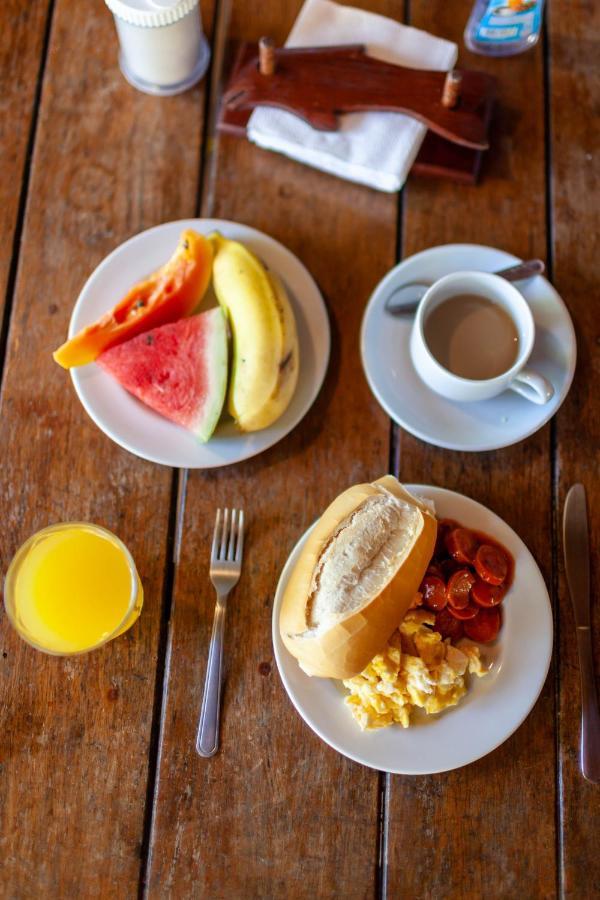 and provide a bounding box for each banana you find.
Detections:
[210,233,285,431]
[242,270,299,431]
